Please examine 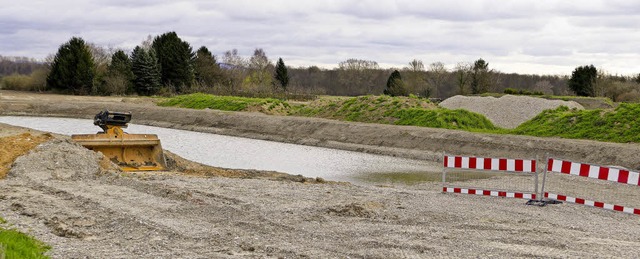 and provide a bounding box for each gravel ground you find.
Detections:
[439,95,584,129]
[1,129,639,258]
